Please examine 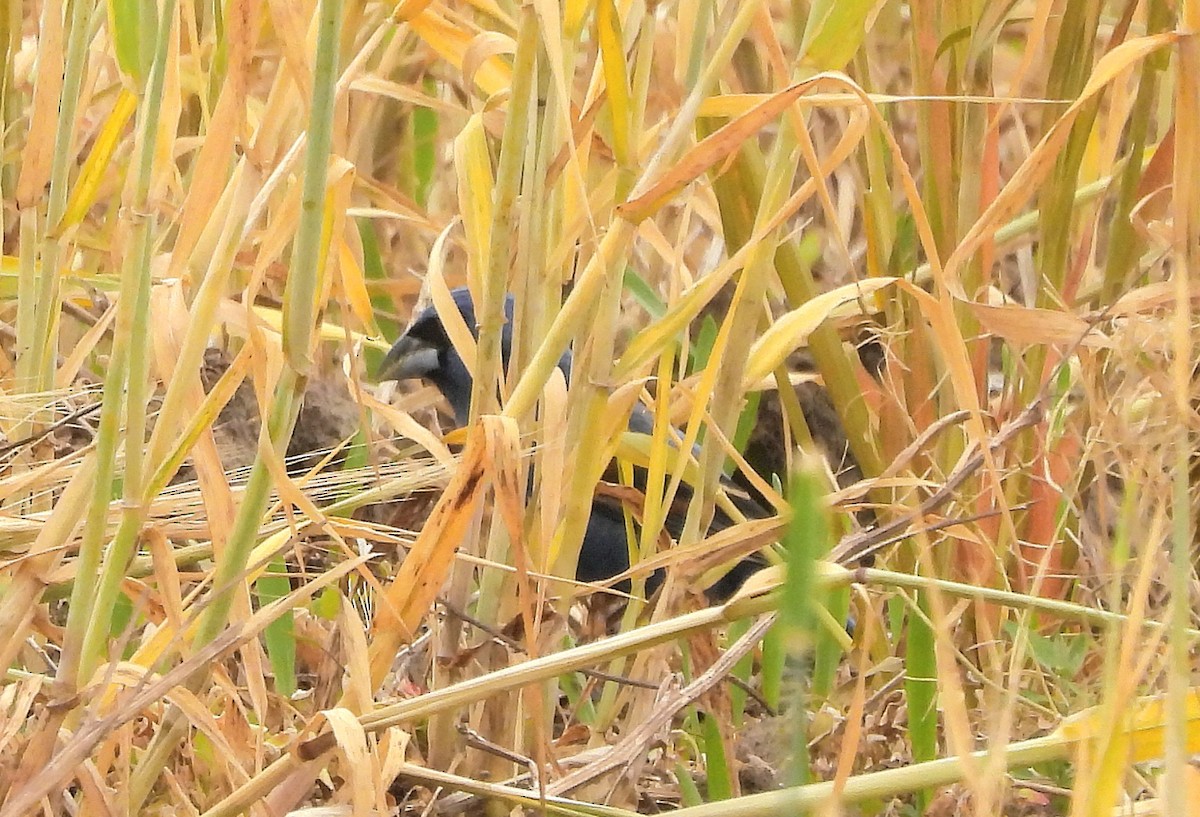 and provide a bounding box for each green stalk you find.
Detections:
[430,2,542,779]
[779,465,831,786]
[13,0,91,449]
[14,210,38,395]
[669,735,1065,817]
[503,0,763,424]
[1165,4,1200,811]
[199,0,342,651]
[143,164,252,487]
[125,0,342,806]
[477,34,547,627]
[1035,0,1101,307]
[698,119,883,482]
[473,5,538,422]
[903,581,937,811]
[682,115,798,549]
[57,308,130,685]
[76,231,155,675]
[455,14,540,765]
[32,0,93,398]
[43,0,91,226]
[59,0,176,688]
[194,379,305,647]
